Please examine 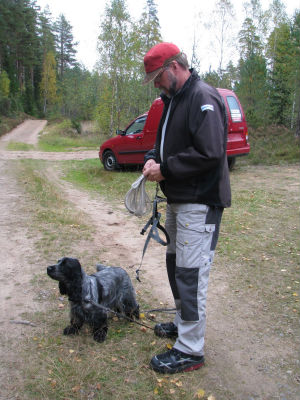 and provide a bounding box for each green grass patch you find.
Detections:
[38,119,103,152]
[6,141,35,151]
[61,158,158,204]
[14,160,93,256]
